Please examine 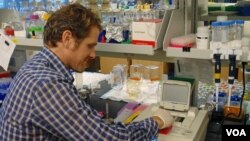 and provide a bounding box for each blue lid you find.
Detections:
[228,20,235,25]
[230,95,237,101]
[211,21,220,27]
[218,92,226,97]
[236,20,244,24]
[221,21,231,26]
